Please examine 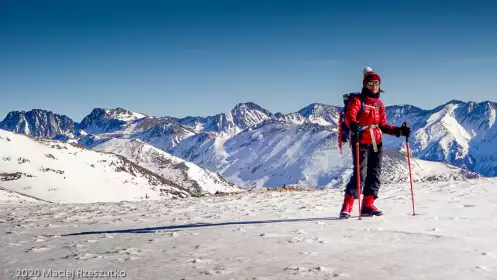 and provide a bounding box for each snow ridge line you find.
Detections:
[0,185,53,203]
